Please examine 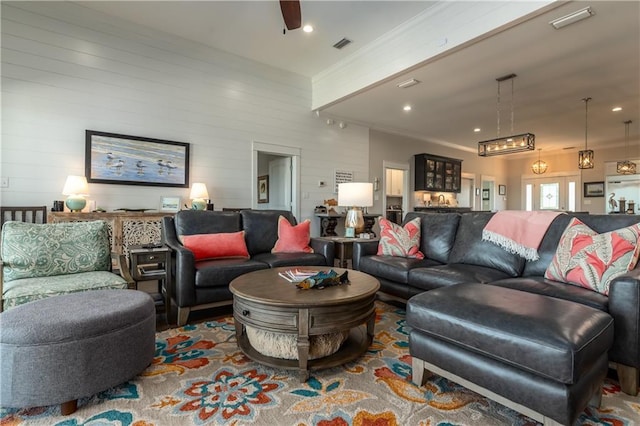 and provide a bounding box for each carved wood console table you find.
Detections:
[48,211,174,259]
